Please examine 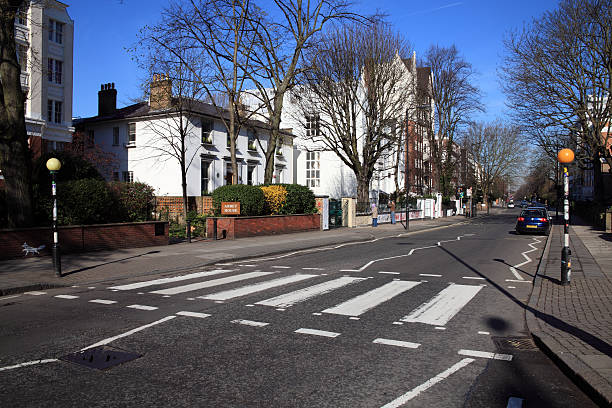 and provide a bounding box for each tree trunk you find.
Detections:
[264,95,284,184]
[0,0,33,227]
[356,174,370,211]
